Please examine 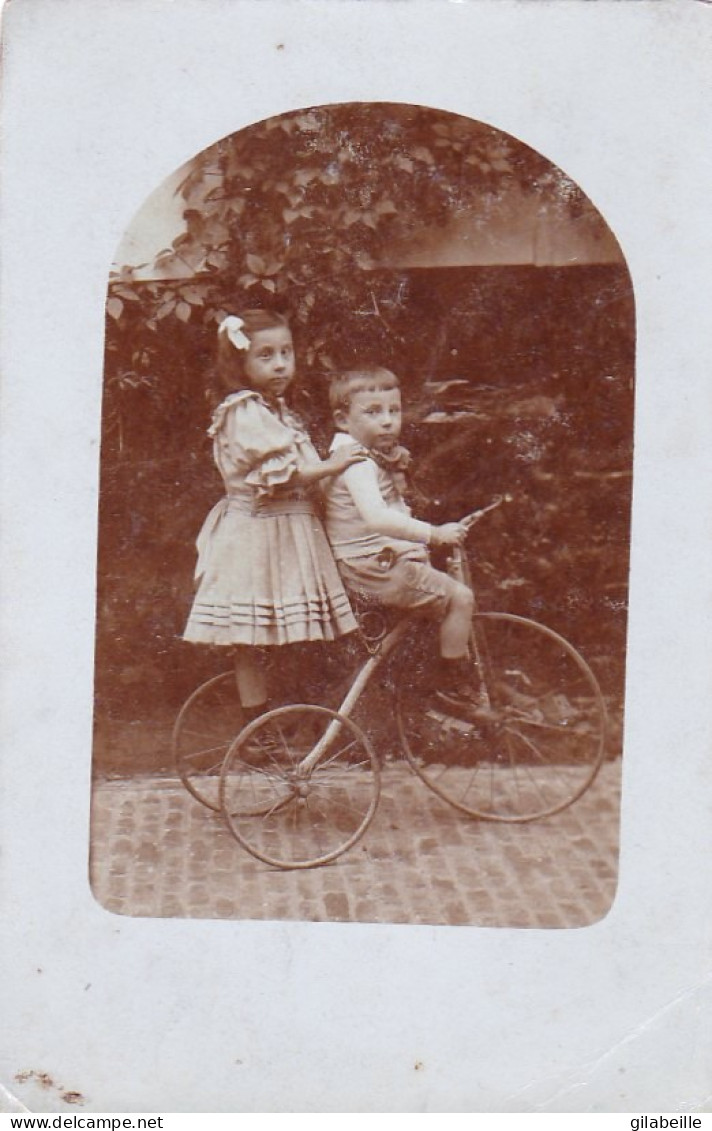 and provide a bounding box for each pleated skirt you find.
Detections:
[183,499,357,646]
